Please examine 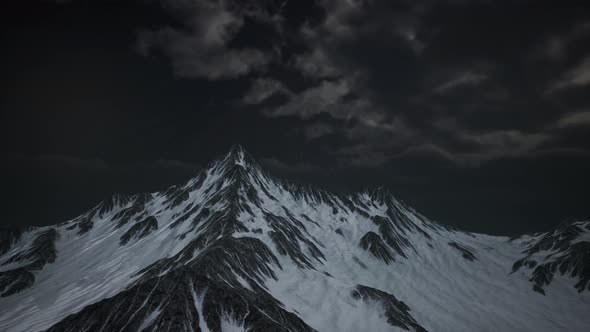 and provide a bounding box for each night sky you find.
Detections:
[2,0,590,235]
